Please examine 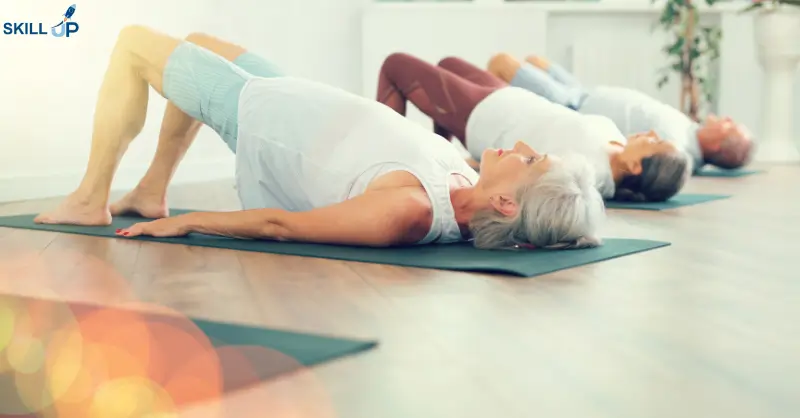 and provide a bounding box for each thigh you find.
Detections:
[382,53,496,132]
[511,63,585,109]
[118,25,184,95]
[231,52,286,78]
[162,42,253,149]
[437,57,507,89]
